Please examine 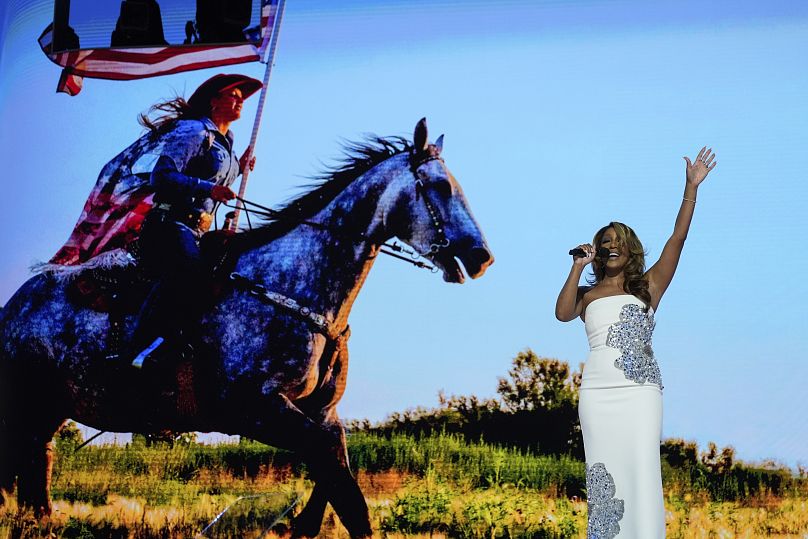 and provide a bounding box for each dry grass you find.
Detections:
[3,477,808,538]
[2,436,807,538]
